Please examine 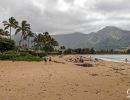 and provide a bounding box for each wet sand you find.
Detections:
[0,56,130,100]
